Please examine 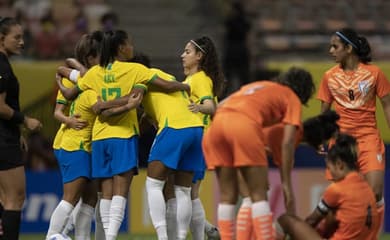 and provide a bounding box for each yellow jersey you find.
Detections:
[60,90,97,152]
[183,70,215,129]
[77,61,156,140]
[52,77,75,150]
[142,68,203,134]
